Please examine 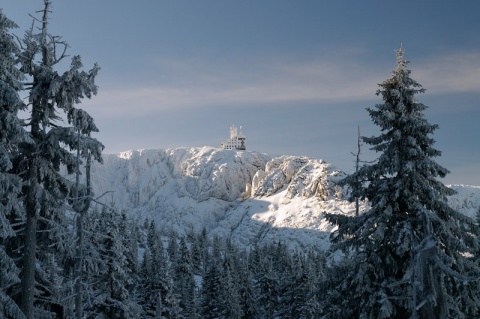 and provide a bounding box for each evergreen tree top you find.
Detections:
[395,42,406,71]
